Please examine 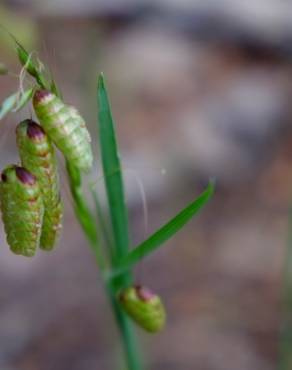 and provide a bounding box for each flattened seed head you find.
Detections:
[15,167,36,185]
